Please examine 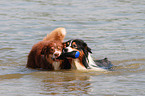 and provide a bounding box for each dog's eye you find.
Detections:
[66,44,69,47]
[72,44,77,48]
[58,47,62,50]
[50,47,54,52]
[66,42,69,47]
